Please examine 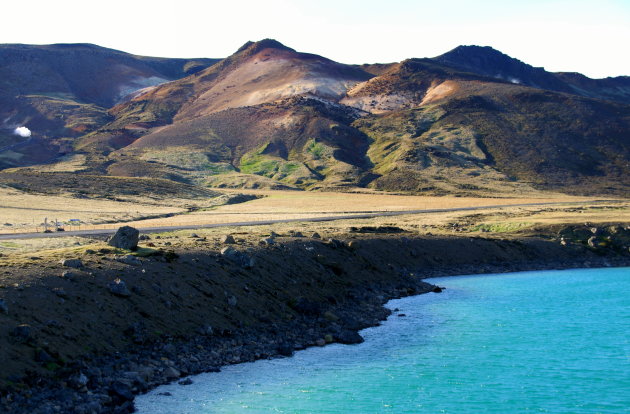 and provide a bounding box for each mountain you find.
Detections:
[434,45,630,104]
[0,43,219,168]
[1,40,628,196]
